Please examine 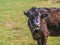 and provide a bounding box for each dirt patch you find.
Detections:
[5,21,15,29]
